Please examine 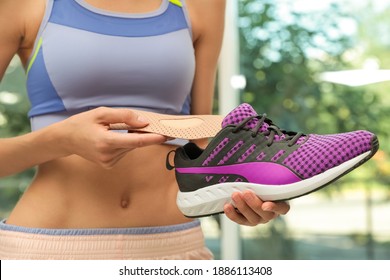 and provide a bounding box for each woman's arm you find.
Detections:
[187,0,226,149]
[0,0,25,79]
[188,0,226,116]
